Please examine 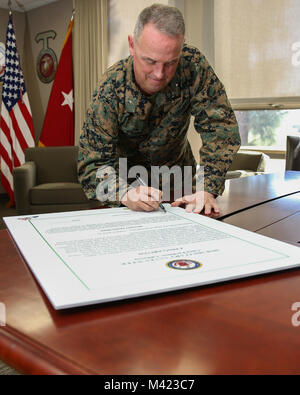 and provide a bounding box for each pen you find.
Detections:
[136,175,166,213]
